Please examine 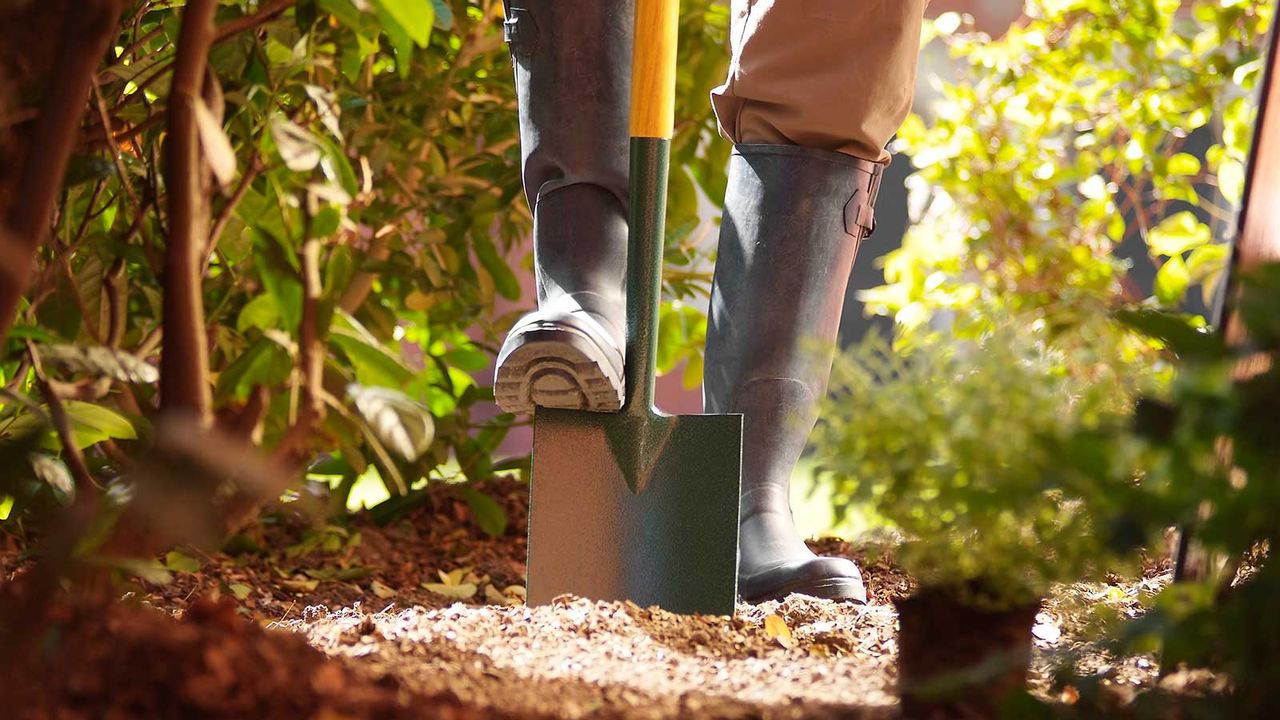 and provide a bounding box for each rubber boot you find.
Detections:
[704,144,883,604]
[494,0,633,414]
